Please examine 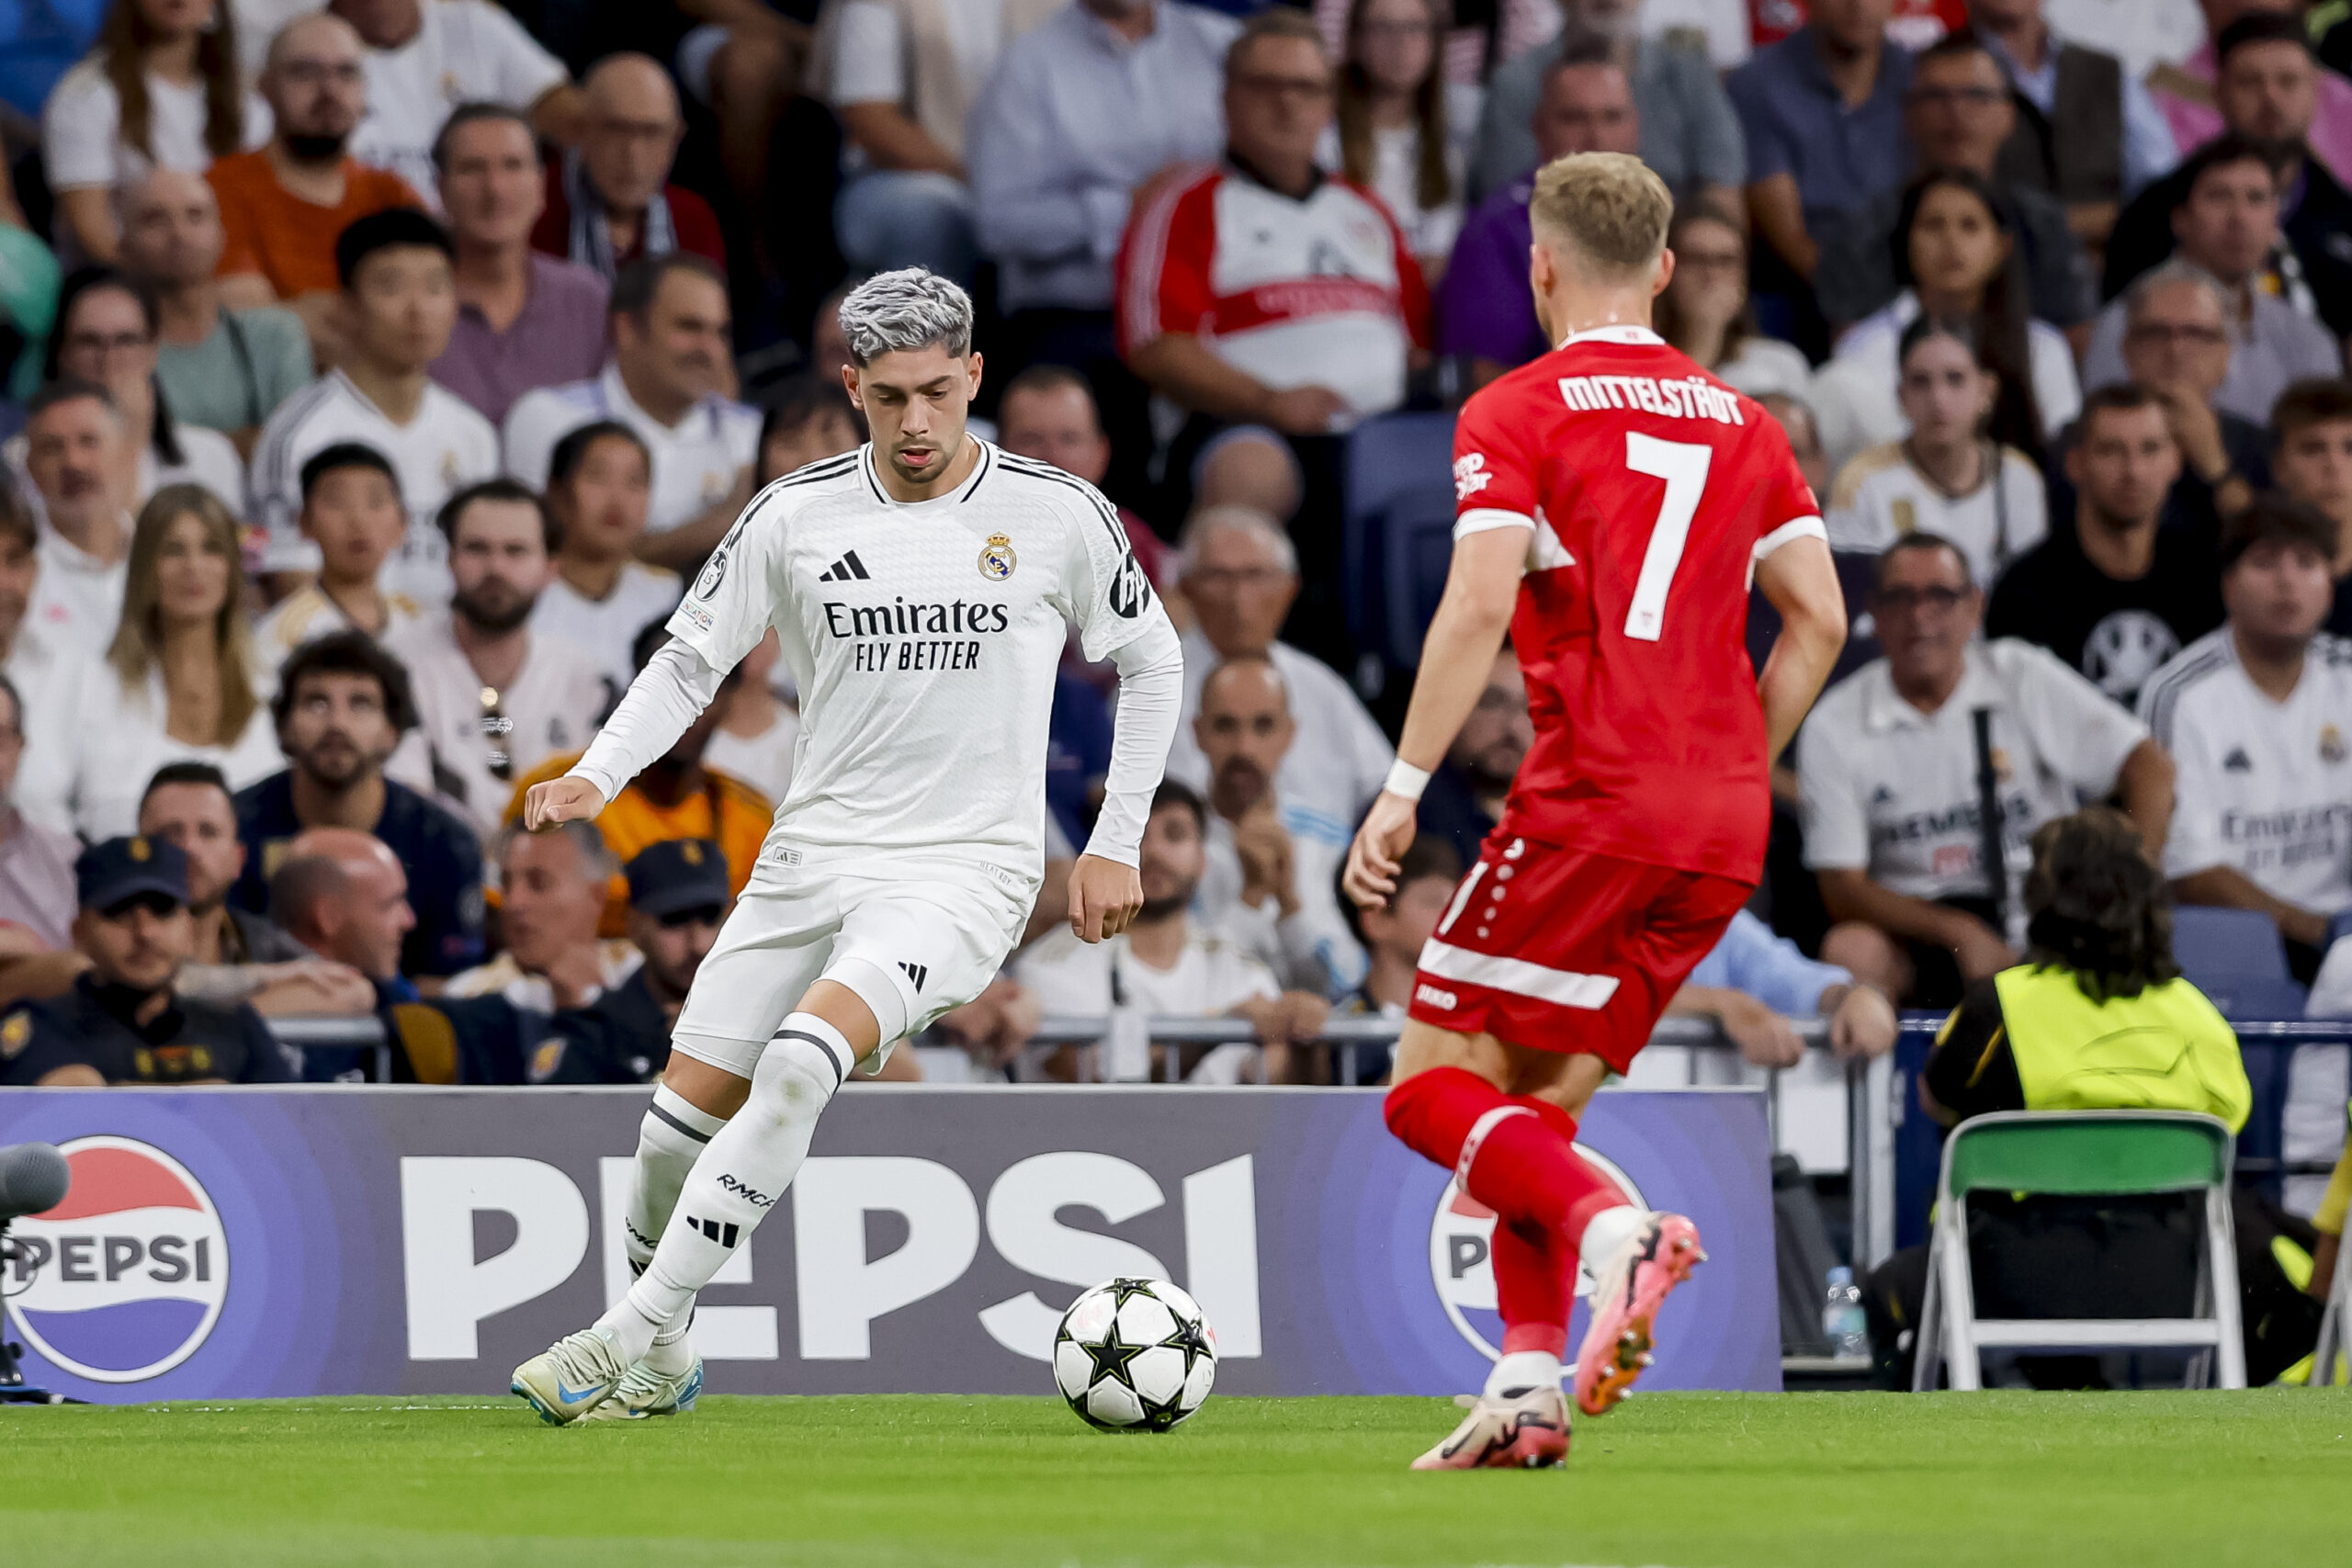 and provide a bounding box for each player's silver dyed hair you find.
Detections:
[837,268,975,367]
